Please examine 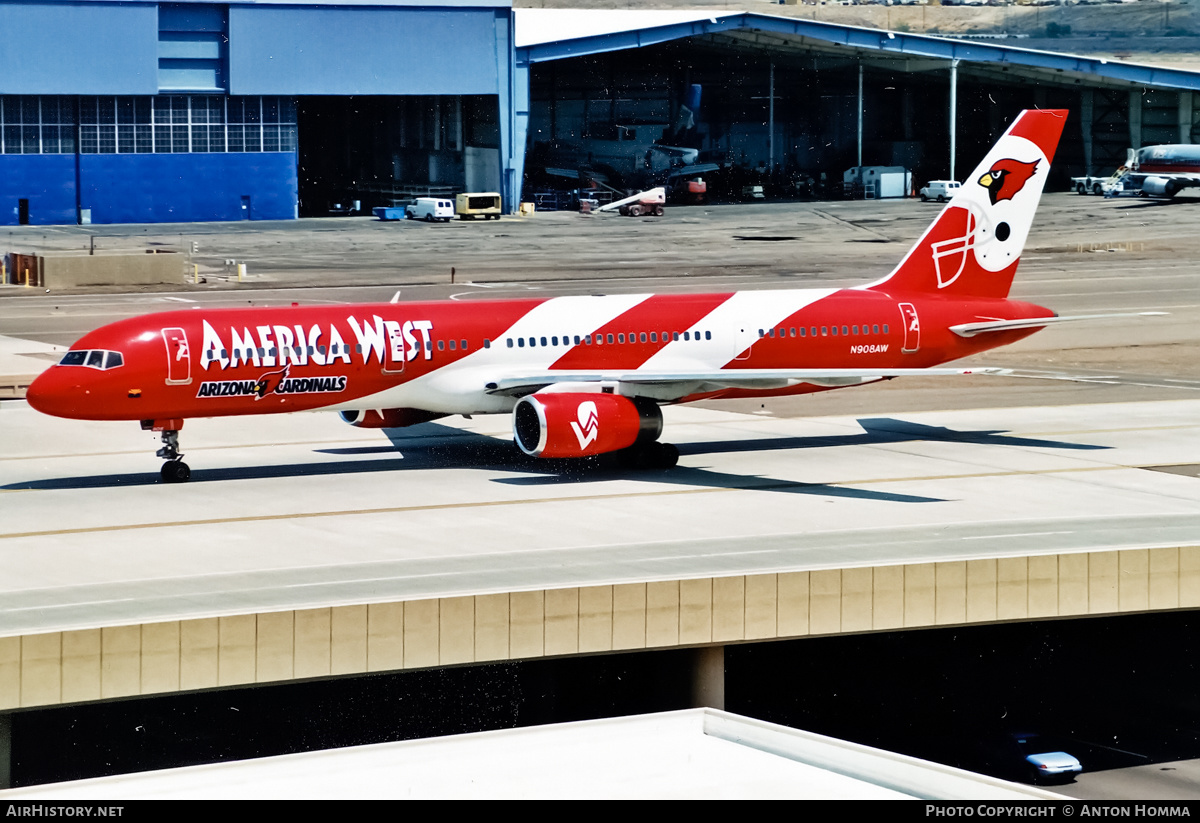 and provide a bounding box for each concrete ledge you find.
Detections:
[0,376,34,400]
[3,546,1197,710]
[5,252,185,289]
